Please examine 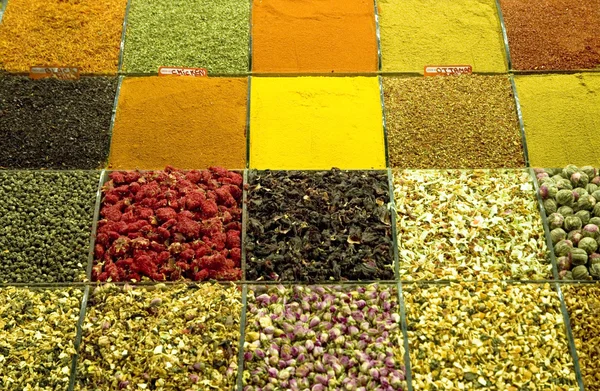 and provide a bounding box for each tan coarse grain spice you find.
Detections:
[0,287,82,391]
[394,169,551,280]
[404,282,578,391]
[383,75,524,169]
[75,283,242,391]
[563,284,600,390]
